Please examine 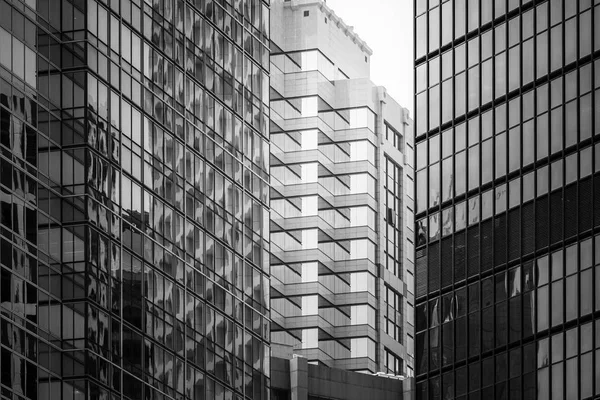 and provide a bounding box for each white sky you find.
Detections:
[325,0,414,115]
